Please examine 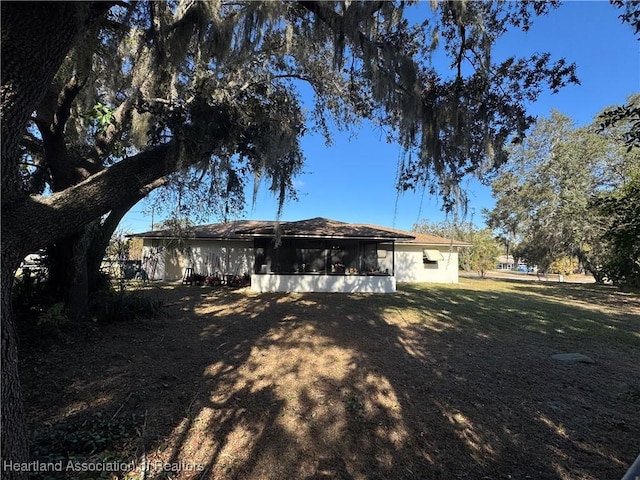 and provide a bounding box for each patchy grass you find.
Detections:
[19,278,640,480]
